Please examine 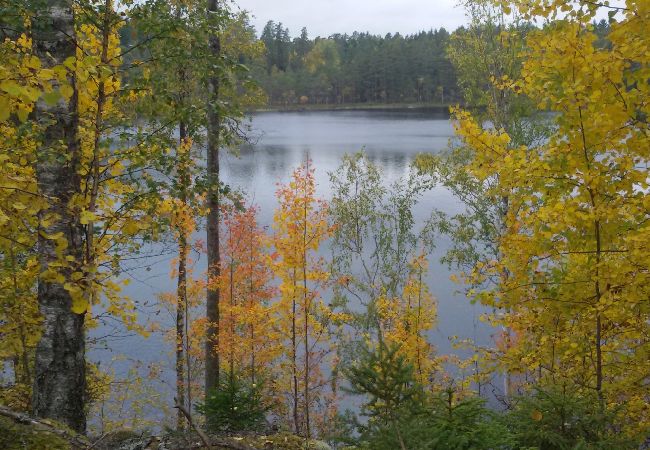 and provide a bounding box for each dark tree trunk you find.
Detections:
[176,122,188,430]
[205,0,222,396]
[302,181,310,439]
[175,3,189,428]
[31,0,86,434]
[291,269,299,434]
